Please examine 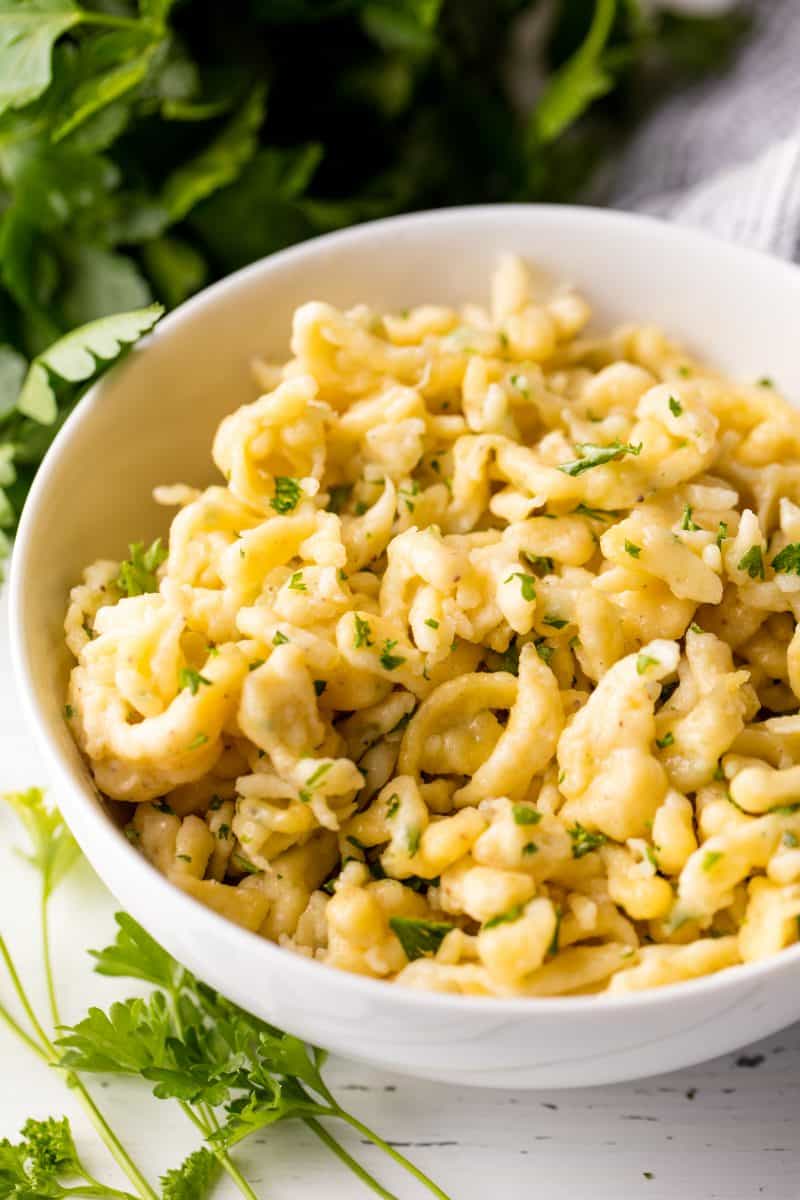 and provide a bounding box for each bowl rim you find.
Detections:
[10,201,800,1017]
